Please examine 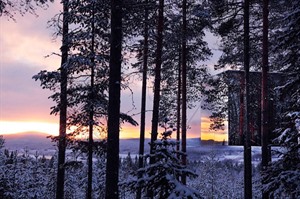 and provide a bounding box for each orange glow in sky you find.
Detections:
[0,121,59,135]
[200,117,228,142]
[0,118,228,141]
